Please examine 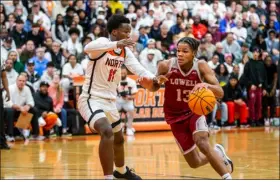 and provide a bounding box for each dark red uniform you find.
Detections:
[164,58,209,154]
